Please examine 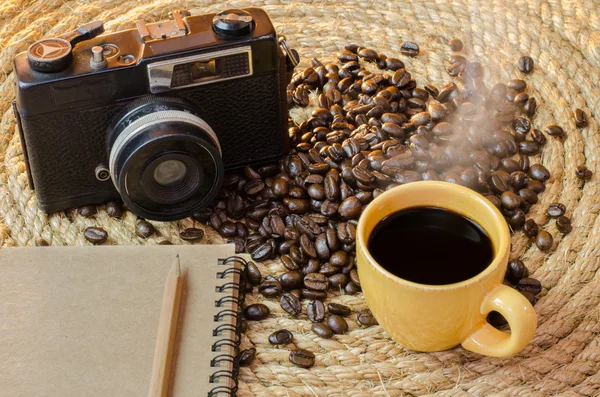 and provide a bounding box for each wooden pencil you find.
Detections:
[147,255,183,397]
